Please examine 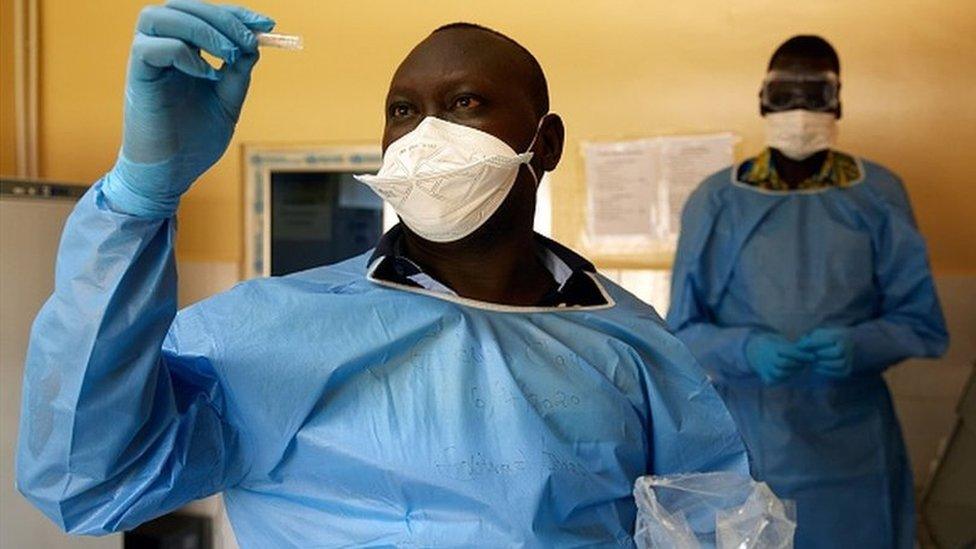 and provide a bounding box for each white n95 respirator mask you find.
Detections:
[354,116,539,243]
[764,110,837,161]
